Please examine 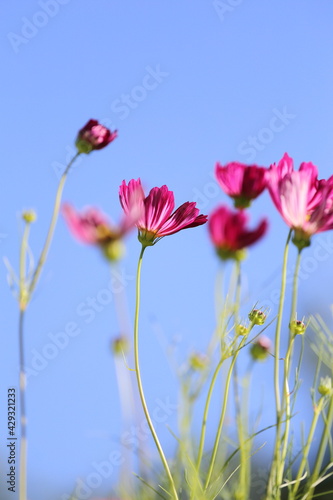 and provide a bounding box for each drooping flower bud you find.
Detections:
[75,119,117,154]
